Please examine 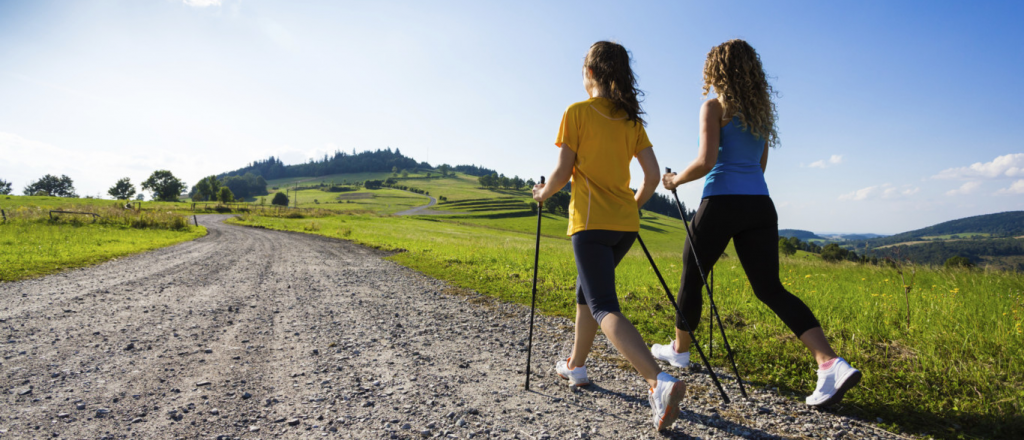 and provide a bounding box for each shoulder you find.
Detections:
[564,99,592,113]
[701,98,724,114]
